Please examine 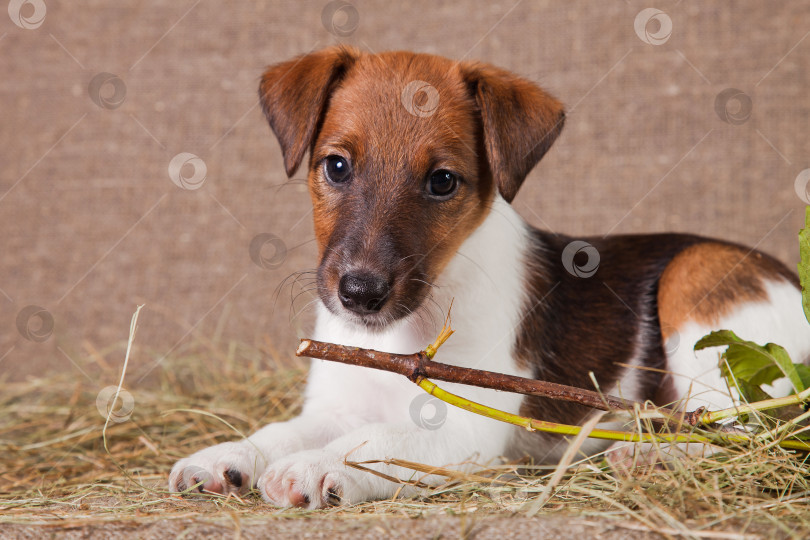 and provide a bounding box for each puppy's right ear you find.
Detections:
[259,47,359,177]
